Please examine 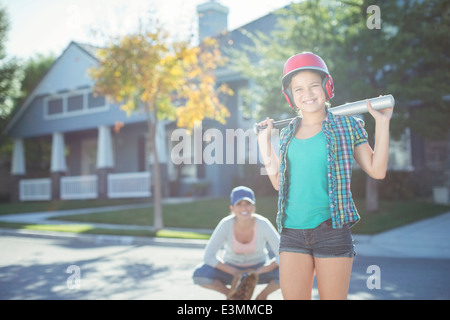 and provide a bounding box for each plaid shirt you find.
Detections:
[277,110,368,231]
